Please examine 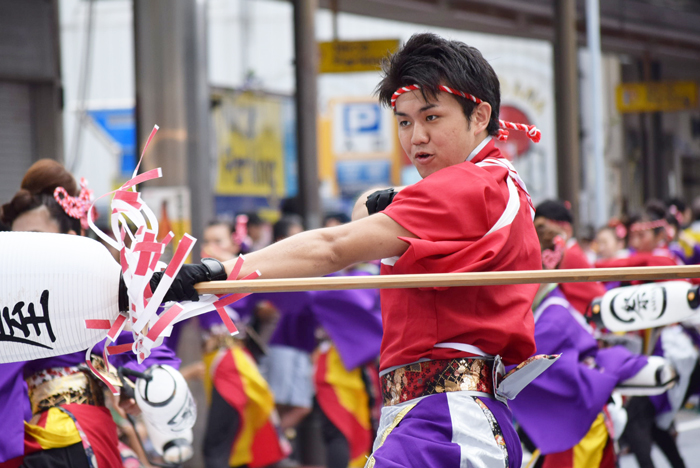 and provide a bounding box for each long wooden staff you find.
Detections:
[195,264,700,295]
